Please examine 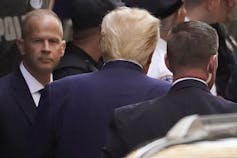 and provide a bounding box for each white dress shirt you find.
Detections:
[20,62,52,106]
[147,38,173,82]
